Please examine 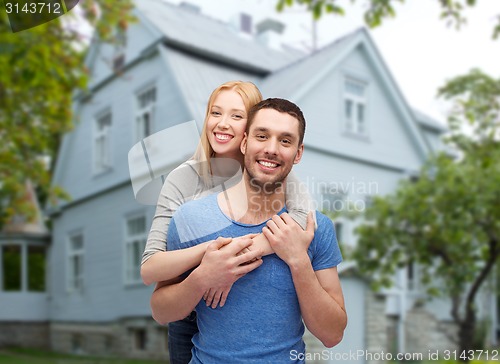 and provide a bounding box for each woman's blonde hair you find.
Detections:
[192,81,262,184]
